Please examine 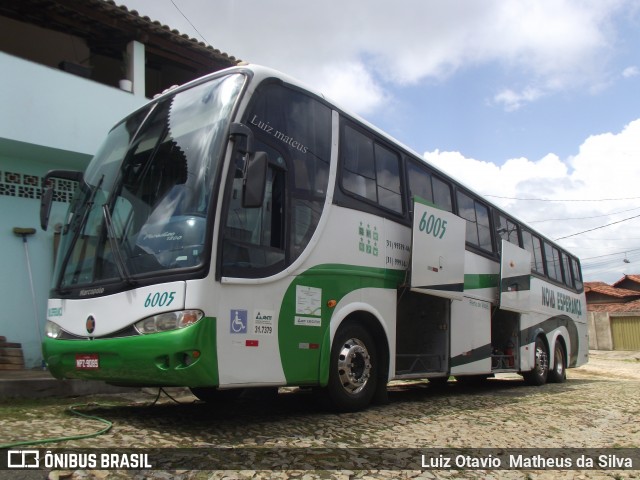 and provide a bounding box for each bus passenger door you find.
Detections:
[499,240,532,313]
[409,197,466,300]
